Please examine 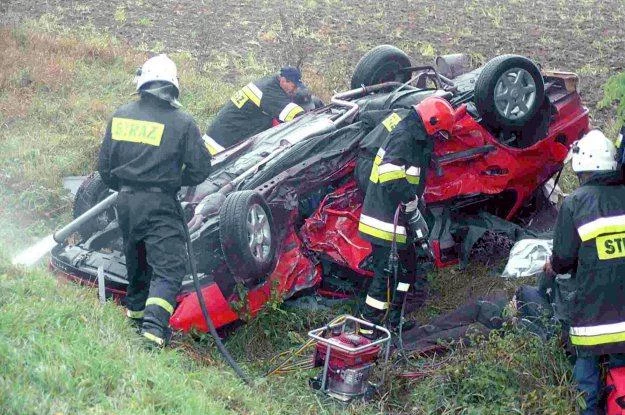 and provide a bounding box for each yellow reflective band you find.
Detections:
[570,331,625,346]
[406,175,420,184]
[596,232,625,260]
[577,215,625,242]
[280,103,304,122]
[142,331,164,346]
[396,282,410,292]
[358,222,407,243]
[230,89,250,108]
[242,84,262,107]
[146,297,174,314]
[126,309,144,319]
[202,134,225,155]
[616,133,622,148]
[570,321,625,346]
[111,118,164,146]
[359,328,374,335]
[206,144,220,155]
[369,163,379,182]
[378,170,407,183]
[365,295,389,310]
[382,112,403,132]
